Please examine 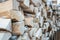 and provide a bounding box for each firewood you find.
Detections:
[0,0,12,13]
[24,17,34,28]
[0,11,11,19]
[10,10,24,21]
[0,18,12,32]
[0,32,11,40]
[12,21,26,35]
